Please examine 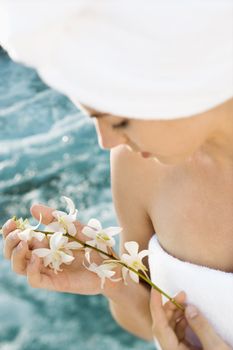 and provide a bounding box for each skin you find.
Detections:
[150,290,232,350]
[82,98,233,271]
[2,97,233,347]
